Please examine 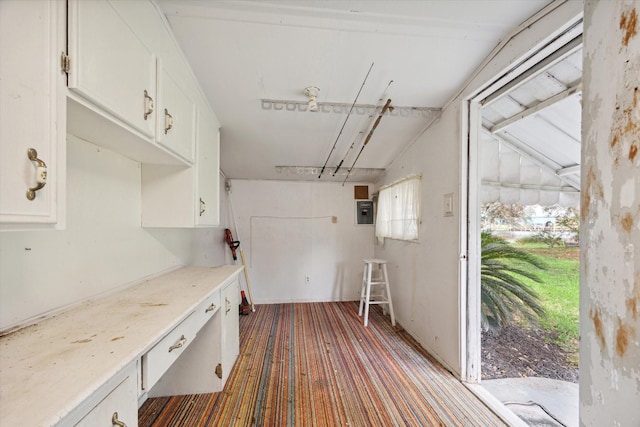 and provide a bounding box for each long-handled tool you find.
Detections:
[318,62,374,179]
[225,228,240,260]
[225,228,251,315]
[225,180,256,312]
[342,98,393,185]
[333,80,394,177]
